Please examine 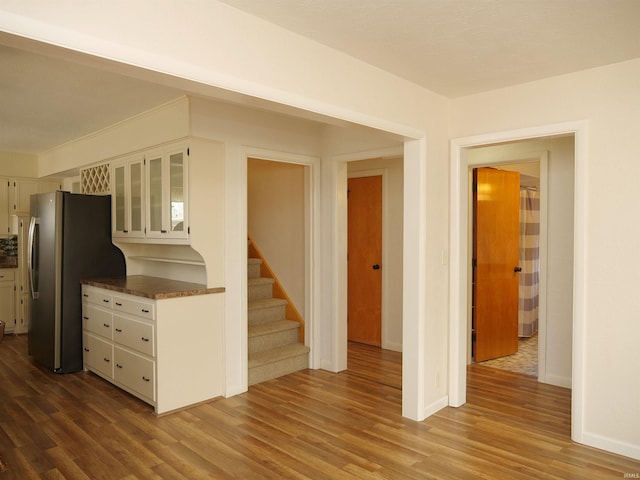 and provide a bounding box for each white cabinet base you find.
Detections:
[82,284,223,415]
